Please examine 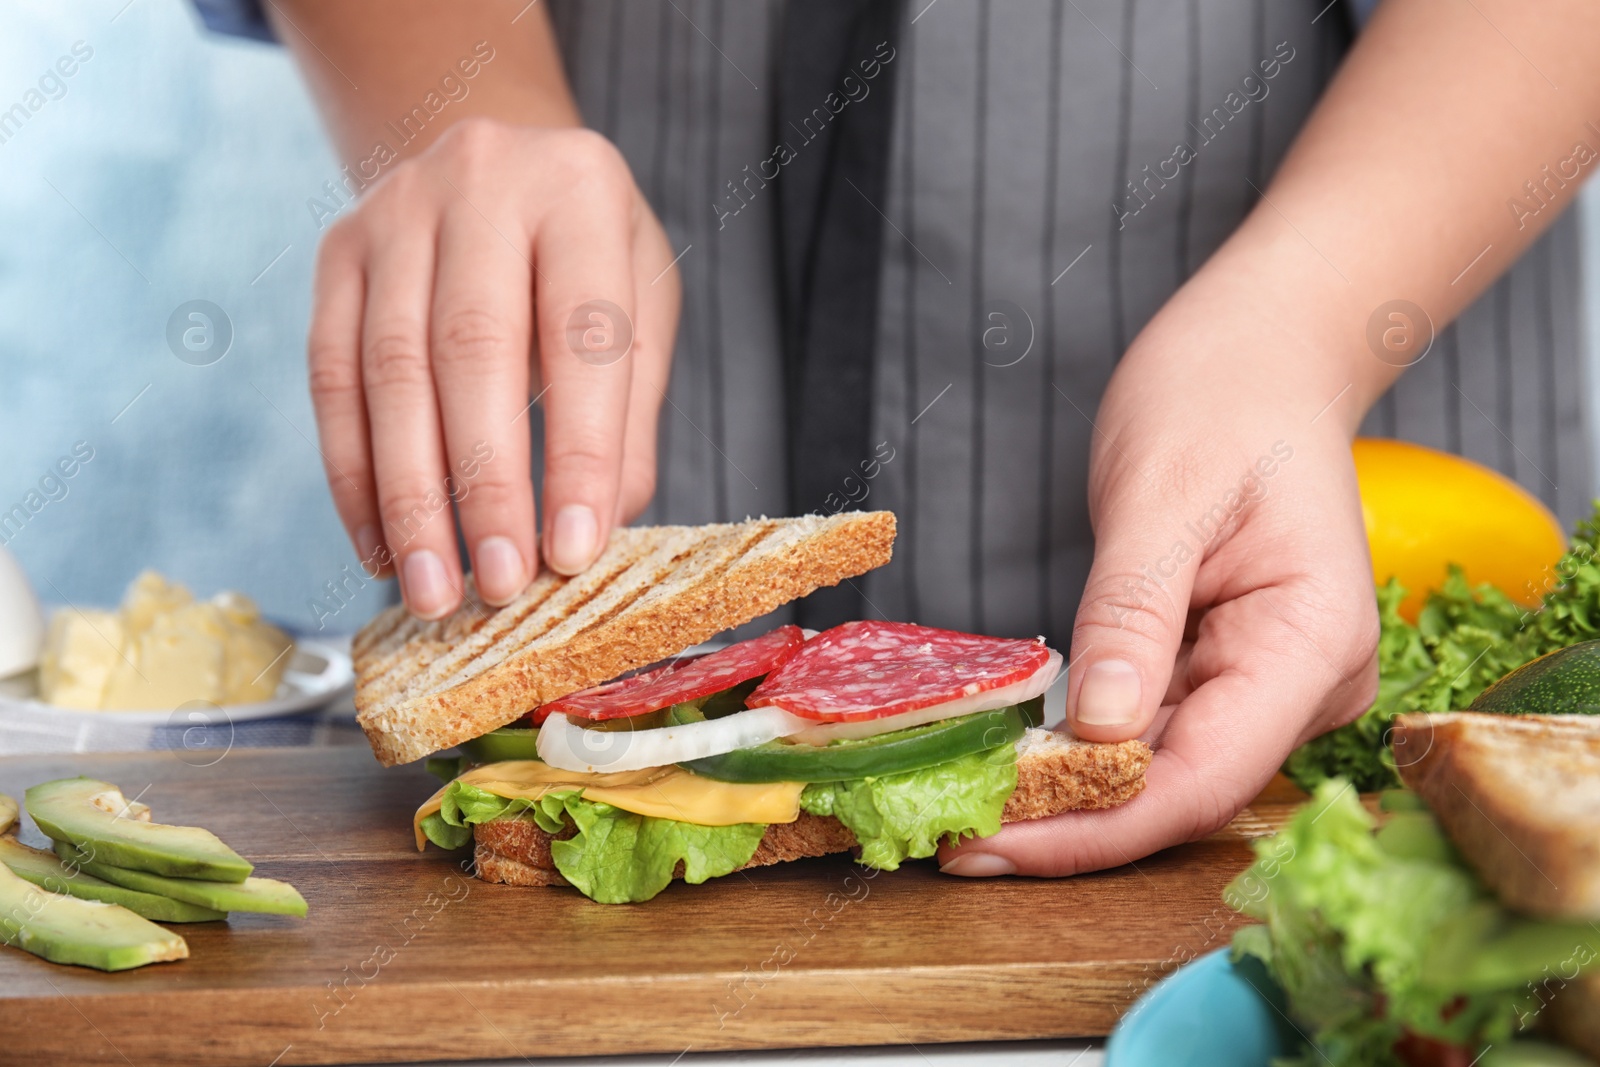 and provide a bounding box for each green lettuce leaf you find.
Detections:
[419,737,1024,899]
[547,796,766,904]
[417,780,765,903]
[1228,781,1600,1065]
[1288,499,1600,792]
[799,744,1017,870]
[419,780,570,852]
